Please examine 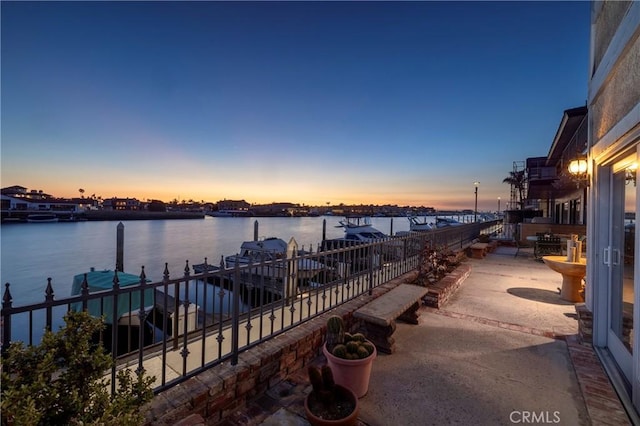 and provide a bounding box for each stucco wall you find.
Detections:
[592,1,633,71]
[591,33,640,141]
